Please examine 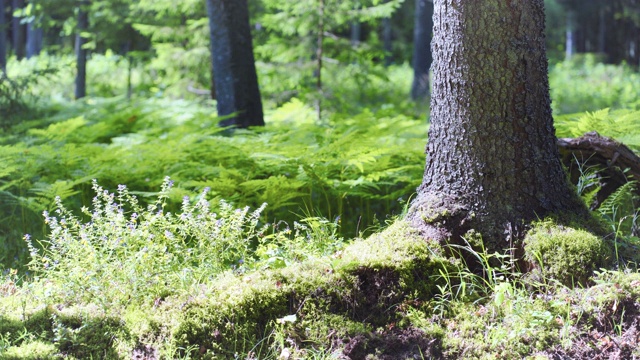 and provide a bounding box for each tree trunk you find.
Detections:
[316,0,324,122]
[74,0,89,99]
[205,0,264,128]
[382,16,393,66]
[410,0,433,101]
[0,0,6,73]
[407,0,588,254]
[597,6,606,55]
[11,0,25,60]
[350,21,361,46]
[565,8,576,60]
[26,21,43,59]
